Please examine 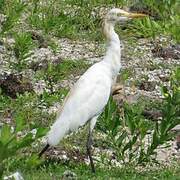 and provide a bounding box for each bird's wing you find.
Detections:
[57,65,112,130]
[56,90,72,118]
[47,63,112,146]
